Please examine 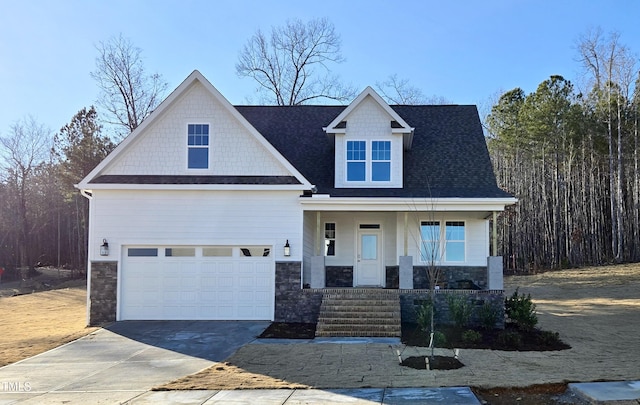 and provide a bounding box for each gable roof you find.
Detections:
[324,86,414,150]
[76,70,312,190]
[236,104,512,198]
